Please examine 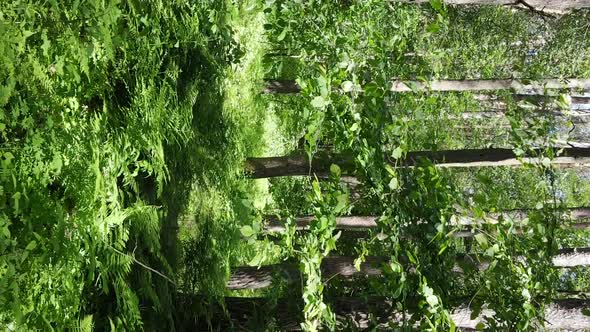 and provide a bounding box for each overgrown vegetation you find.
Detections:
[2,0,590,331]
[1,0,269,329]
